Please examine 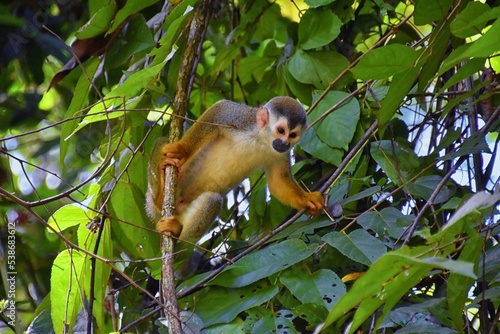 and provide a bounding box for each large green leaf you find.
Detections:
[210,239,317,288]
[370,140,420,186]
[309,91,360,150]
[323,230,387,266]
[357,207,413,239]
[351,44,419,80]
[288,50,349,88]
[407,175,452,204]
[299,9,341,50]
[440,18,500,75]
[300,128,344,165]
[280,269,346,311]
[451,2,500,38]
